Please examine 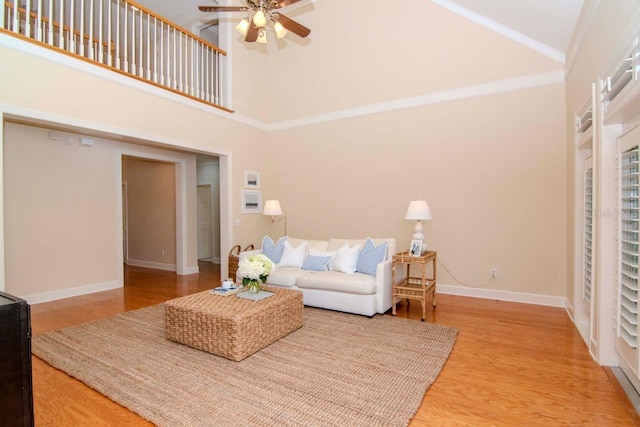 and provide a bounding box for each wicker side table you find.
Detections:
[391,251,437,321]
